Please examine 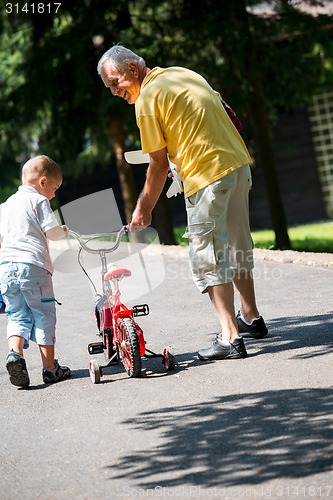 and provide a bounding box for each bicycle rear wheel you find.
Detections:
[117,317,141,377]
